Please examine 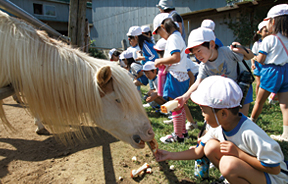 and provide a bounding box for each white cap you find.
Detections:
[257,21,267,31]
[119,50,133,59]
[264,4,288,21]
[153,38,167,51]
[153,13,171,34]
[142,61,156,71]
[191,76,242,109]
[156,0,175,10]
[201,19,215,31]
[108,48,117,59]
[185,27,216,54]
[141,26,150,33]
[127,26,142,36]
